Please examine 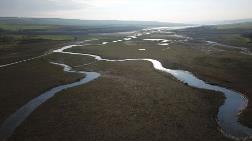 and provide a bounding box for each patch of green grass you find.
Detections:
[0,22,58,31]
[0,34,74,42]
[0,34,73,50]
[0,39,66,65]
[211,34,251,47]
[31,35,75,41]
